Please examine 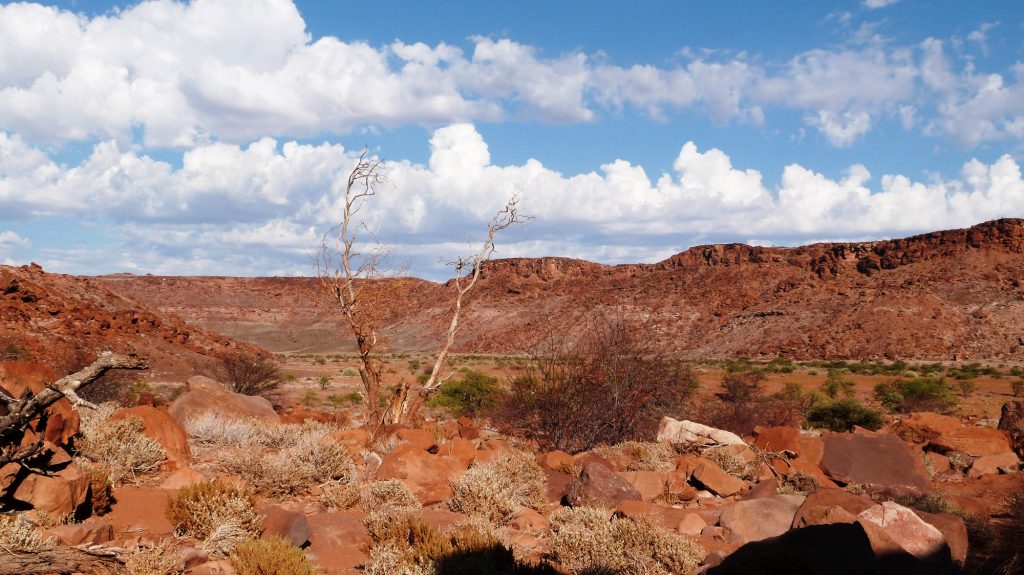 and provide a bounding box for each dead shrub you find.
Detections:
[84,464,114,515]
[76,410,165,484]
[363,479,422,512]
[702,446,756,480]
[164,481,261,541]
[591,441,674,472]
[227,432,355,498]
[125,540,185,575]
[0,513,55,553]
[547,506,705,575]
[320,480,361,510]
[229,536,316,575]
[493,317,700,453]
[364,514,549,575]
[779,471,819,495]
[448,452,547,524]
